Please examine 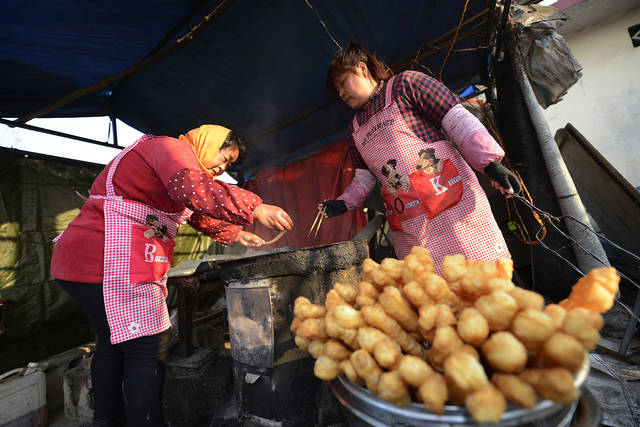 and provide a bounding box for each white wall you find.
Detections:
[541,5,640,188]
